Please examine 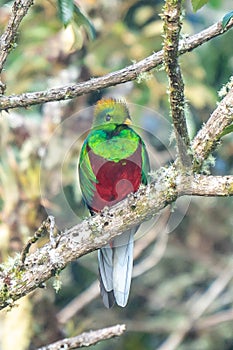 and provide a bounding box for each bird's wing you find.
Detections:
[141,139,150,185]
[78,140,97,206]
